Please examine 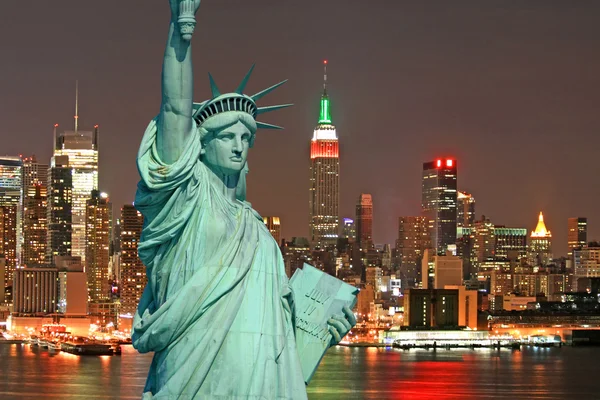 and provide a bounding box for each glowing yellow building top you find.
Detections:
[531,212,552,238]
